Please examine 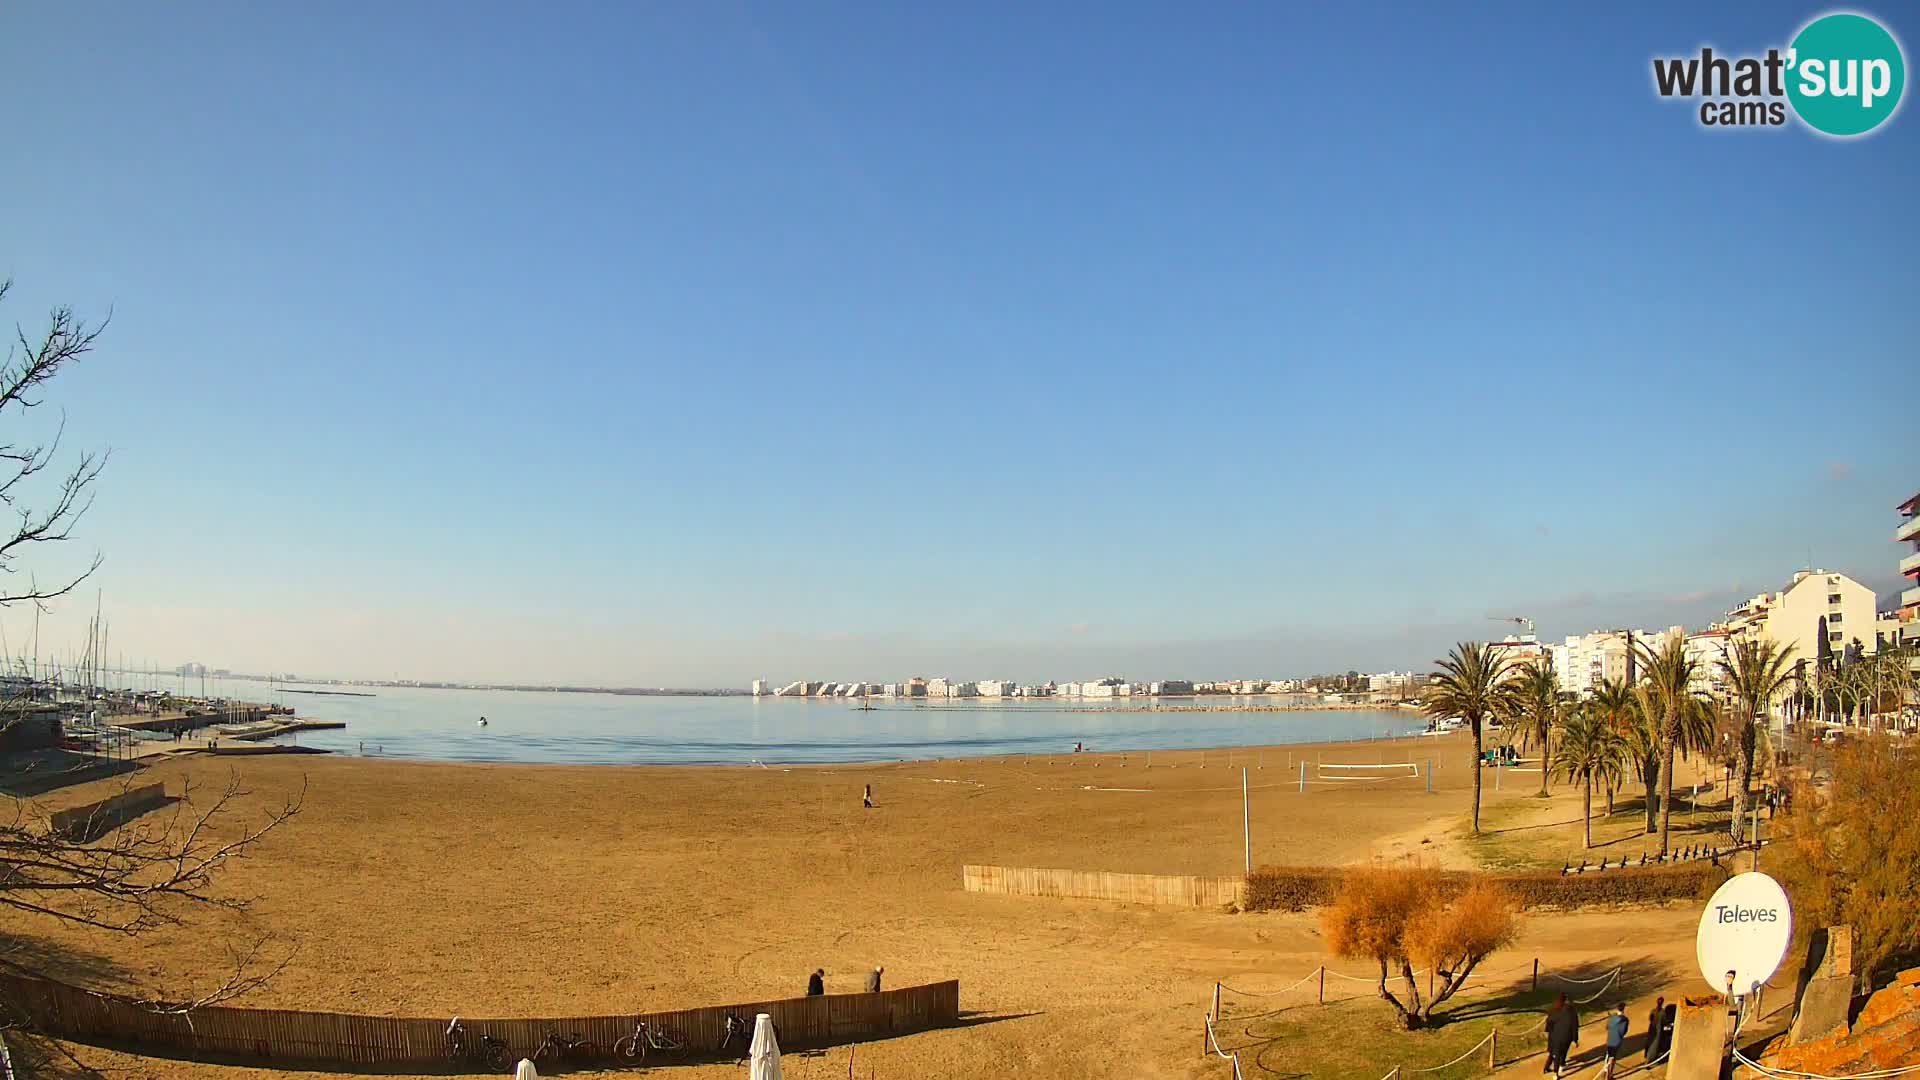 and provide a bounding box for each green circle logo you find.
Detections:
[1787,13,1906,136]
